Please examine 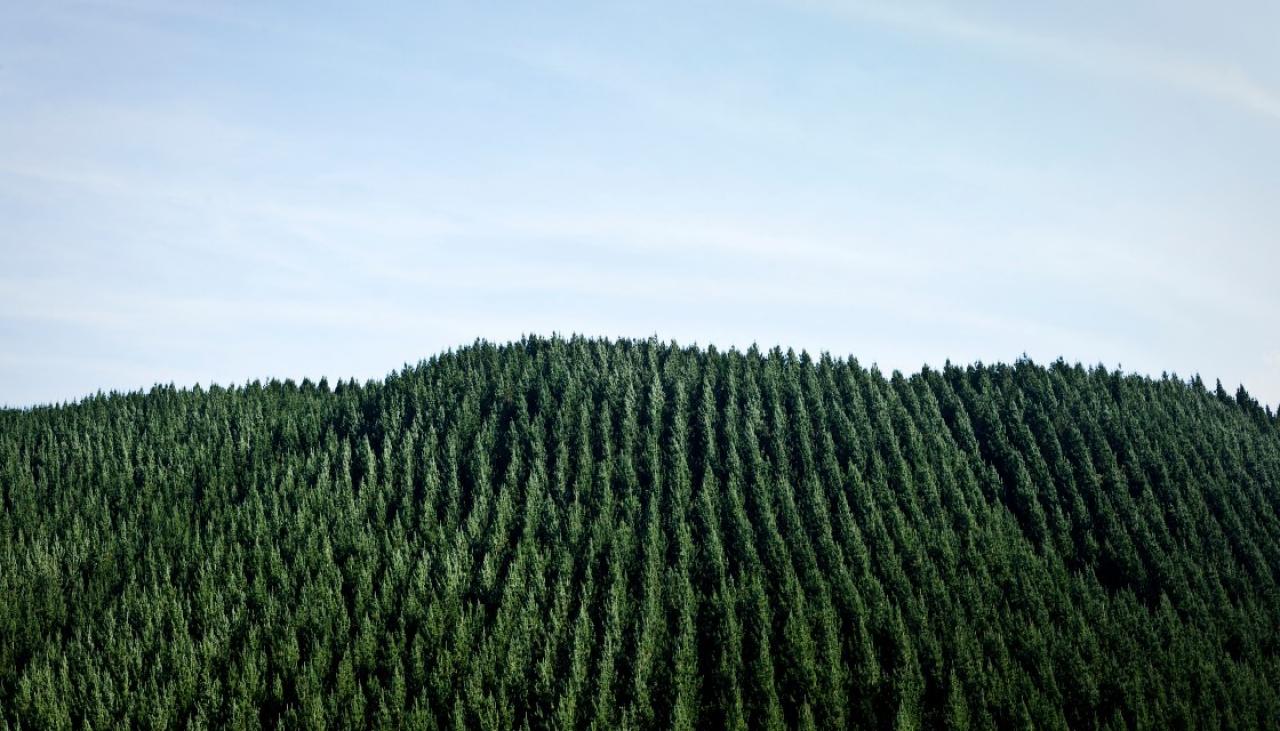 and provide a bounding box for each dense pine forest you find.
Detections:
[2,336,1280,730]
